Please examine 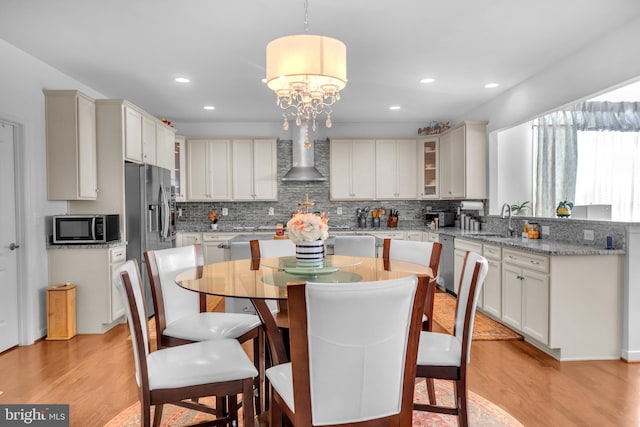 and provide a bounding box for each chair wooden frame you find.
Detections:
[382,238,442,405]
[117,260,255,427]
[413,251,487,427]
[249,239,290,329]
[145,244,264,415]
